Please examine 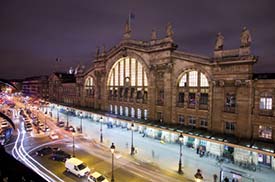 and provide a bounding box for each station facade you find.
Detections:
[48,24,275,170]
